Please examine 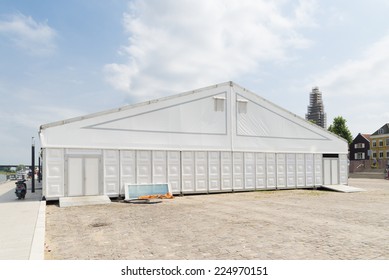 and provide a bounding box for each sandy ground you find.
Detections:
[45,178,389,260]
